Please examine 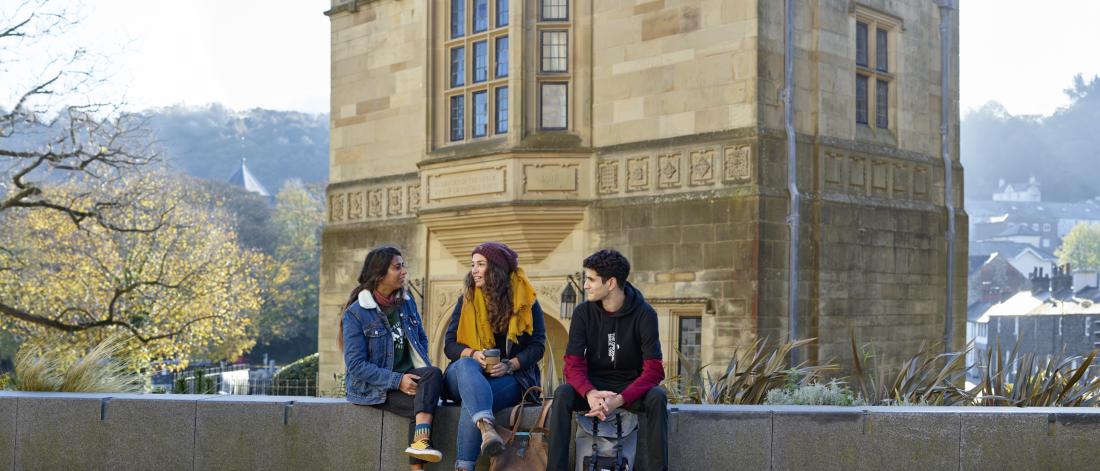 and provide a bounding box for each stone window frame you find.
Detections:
[443,0,510,145]
[852,7,898,134]
[536,1,573,131]
[676,314,703,376]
